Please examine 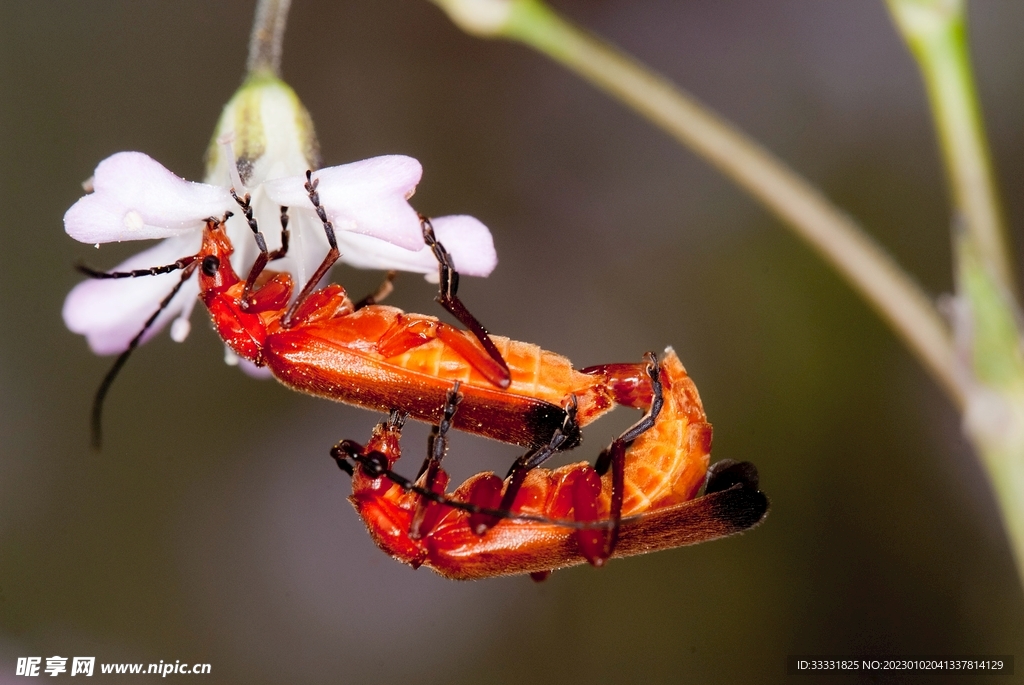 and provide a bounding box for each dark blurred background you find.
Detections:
[2,1,1023,683]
